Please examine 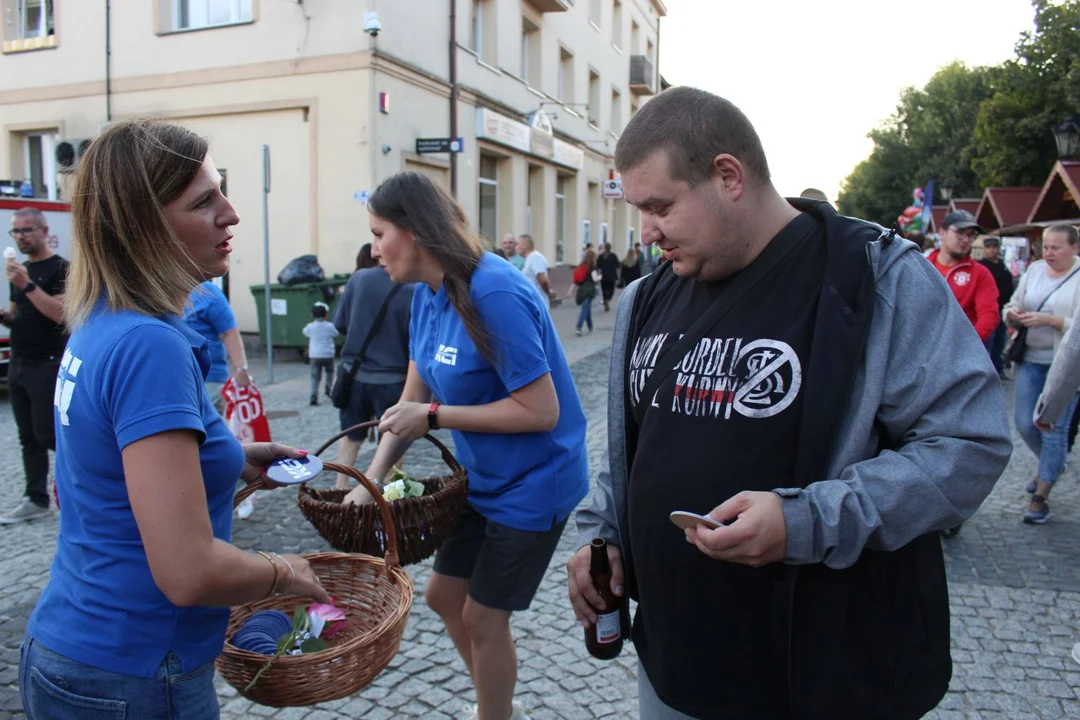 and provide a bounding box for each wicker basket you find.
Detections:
[216,462,413,708]
[297,420,468,565]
